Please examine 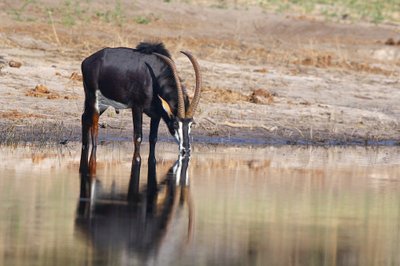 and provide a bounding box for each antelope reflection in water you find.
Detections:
[76,154,194,265]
